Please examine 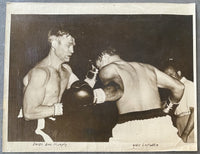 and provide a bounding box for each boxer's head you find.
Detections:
[48,26,75,62]
[95,47,120,69]
[164,65,182,80]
